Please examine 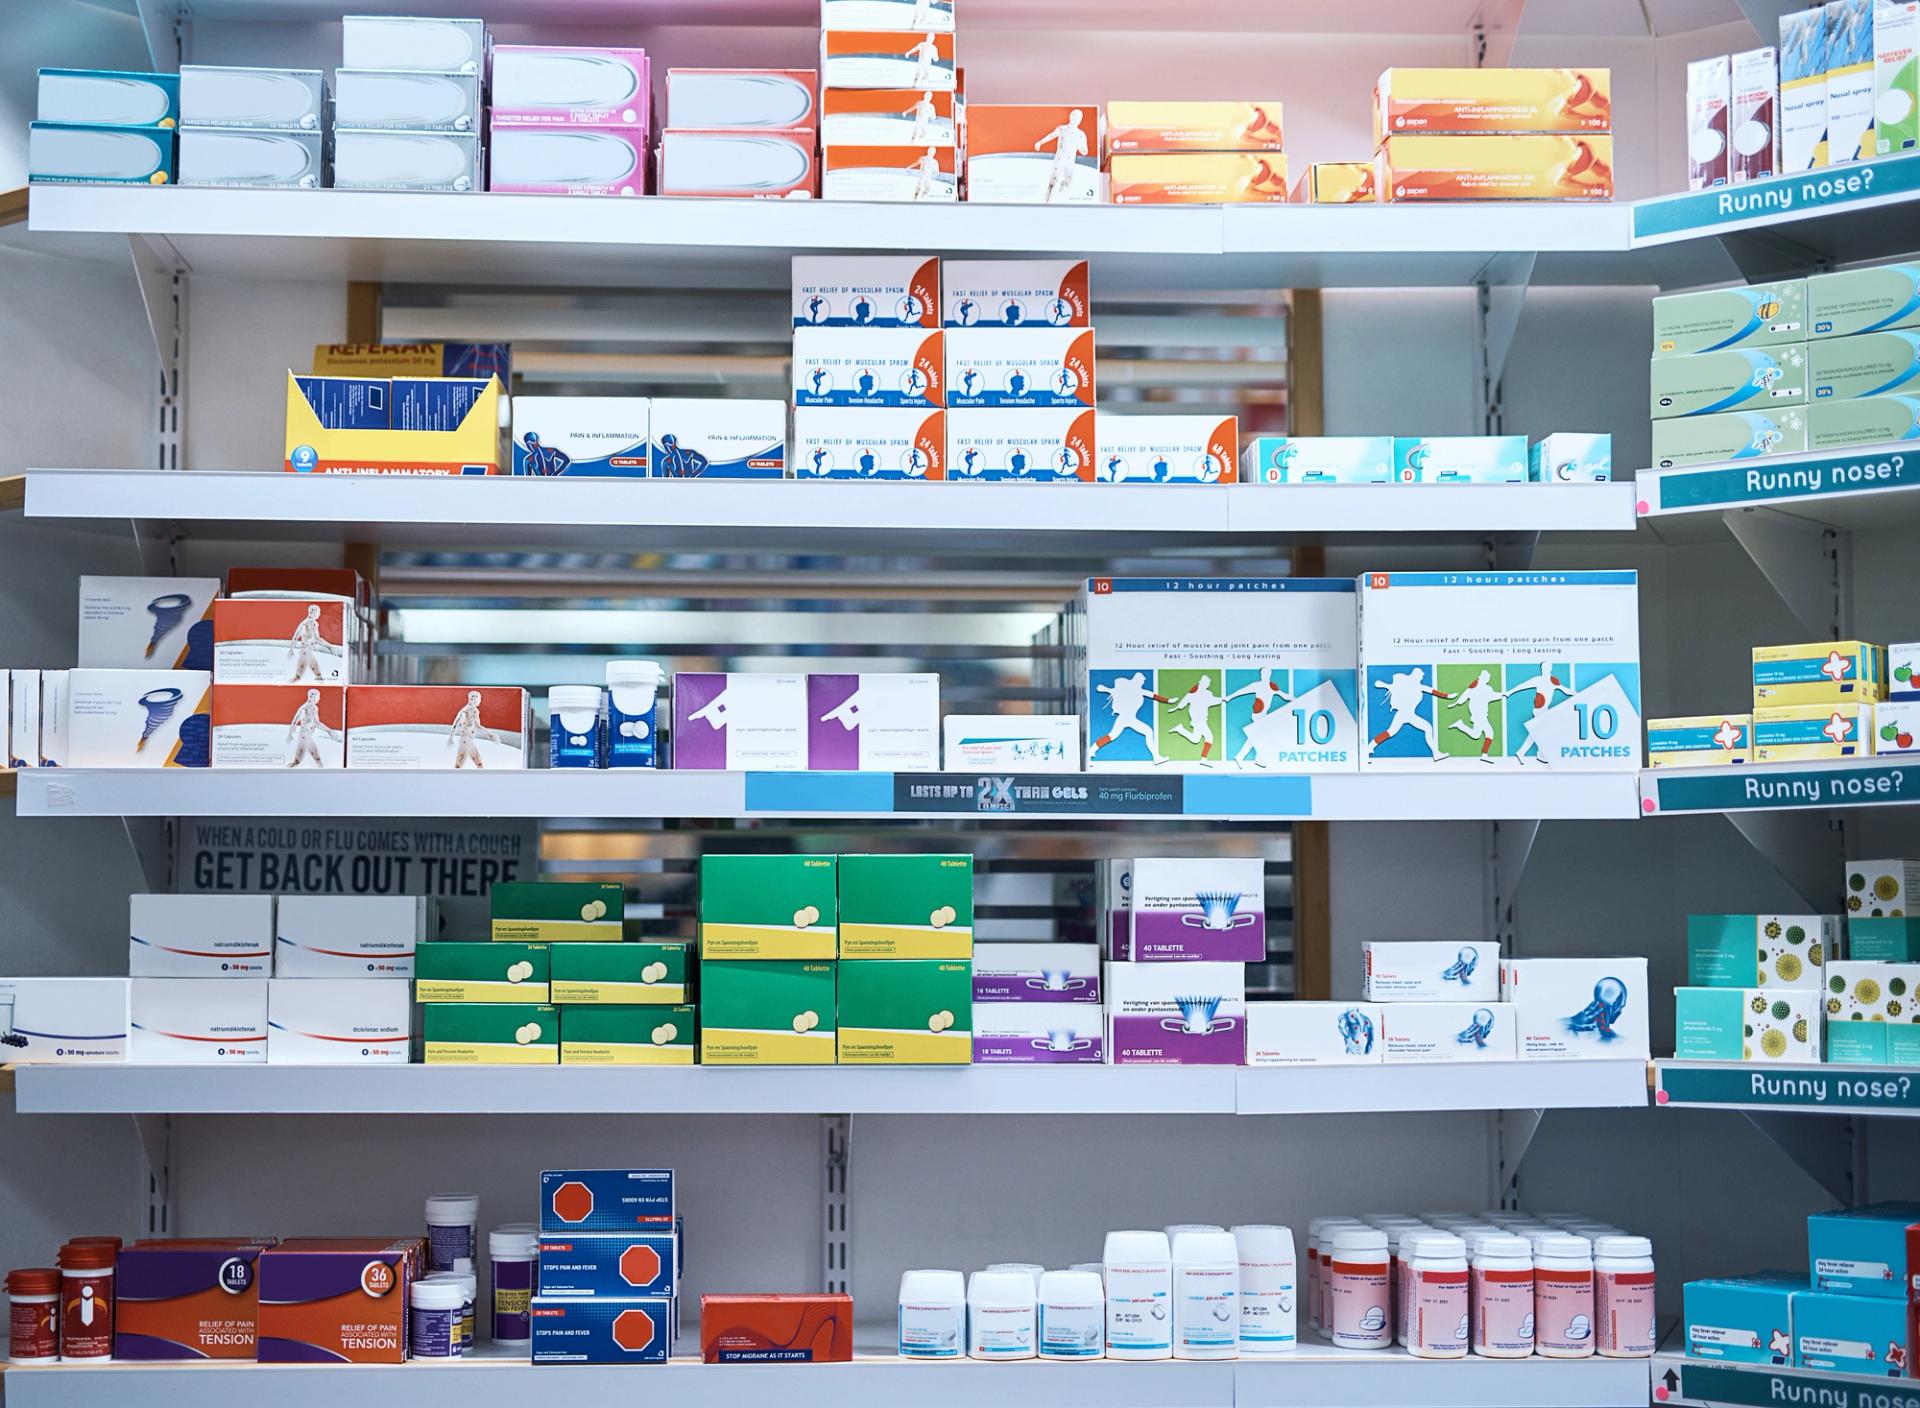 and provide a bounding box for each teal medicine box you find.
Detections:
[1683,1273,1803,1365]
[1807,1202,1920,1298]
[1792,1289,1908,1375]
